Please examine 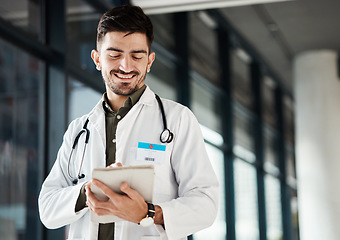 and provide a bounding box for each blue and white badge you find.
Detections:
[136,142,166,164]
